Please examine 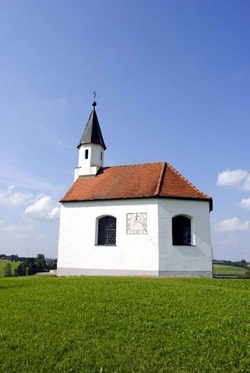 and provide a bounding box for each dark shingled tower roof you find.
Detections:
[77,102,106,150]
